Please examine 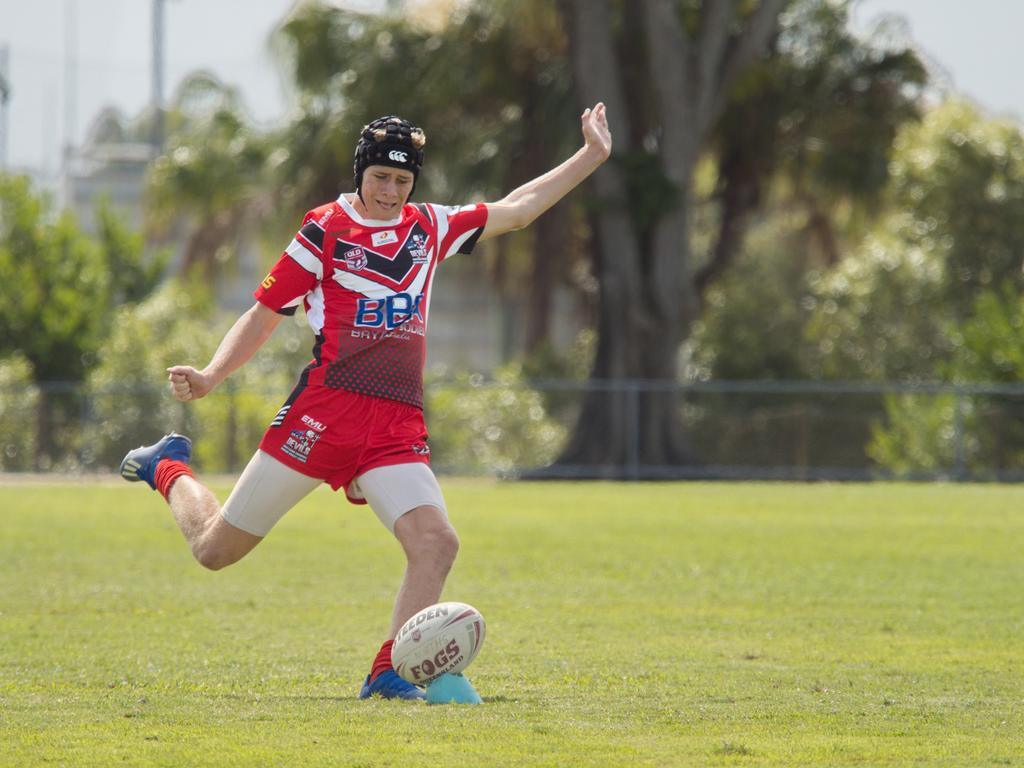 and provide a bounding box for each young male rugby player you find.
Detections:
[120,103,612,699]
